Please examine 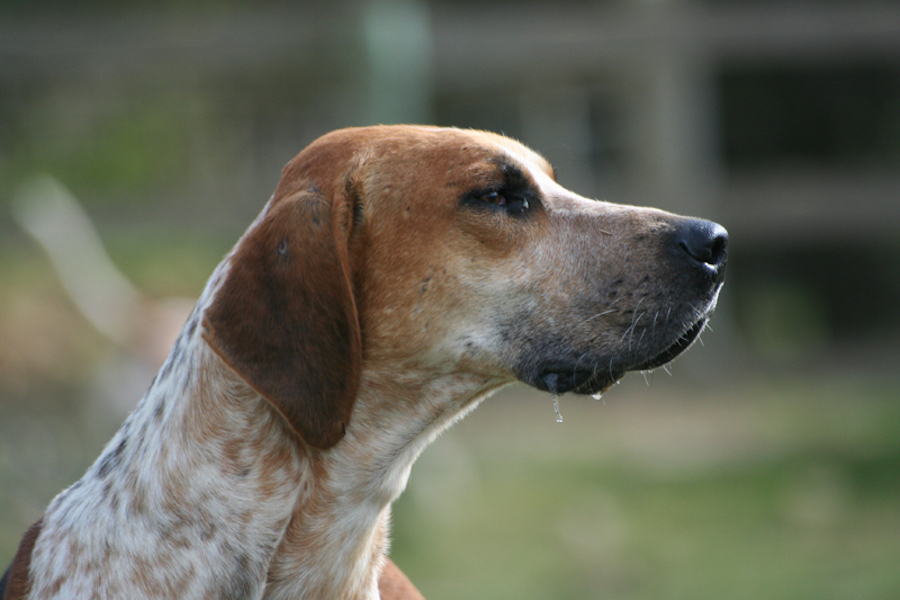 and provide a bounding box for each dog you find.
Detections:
[1,125,727,599]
